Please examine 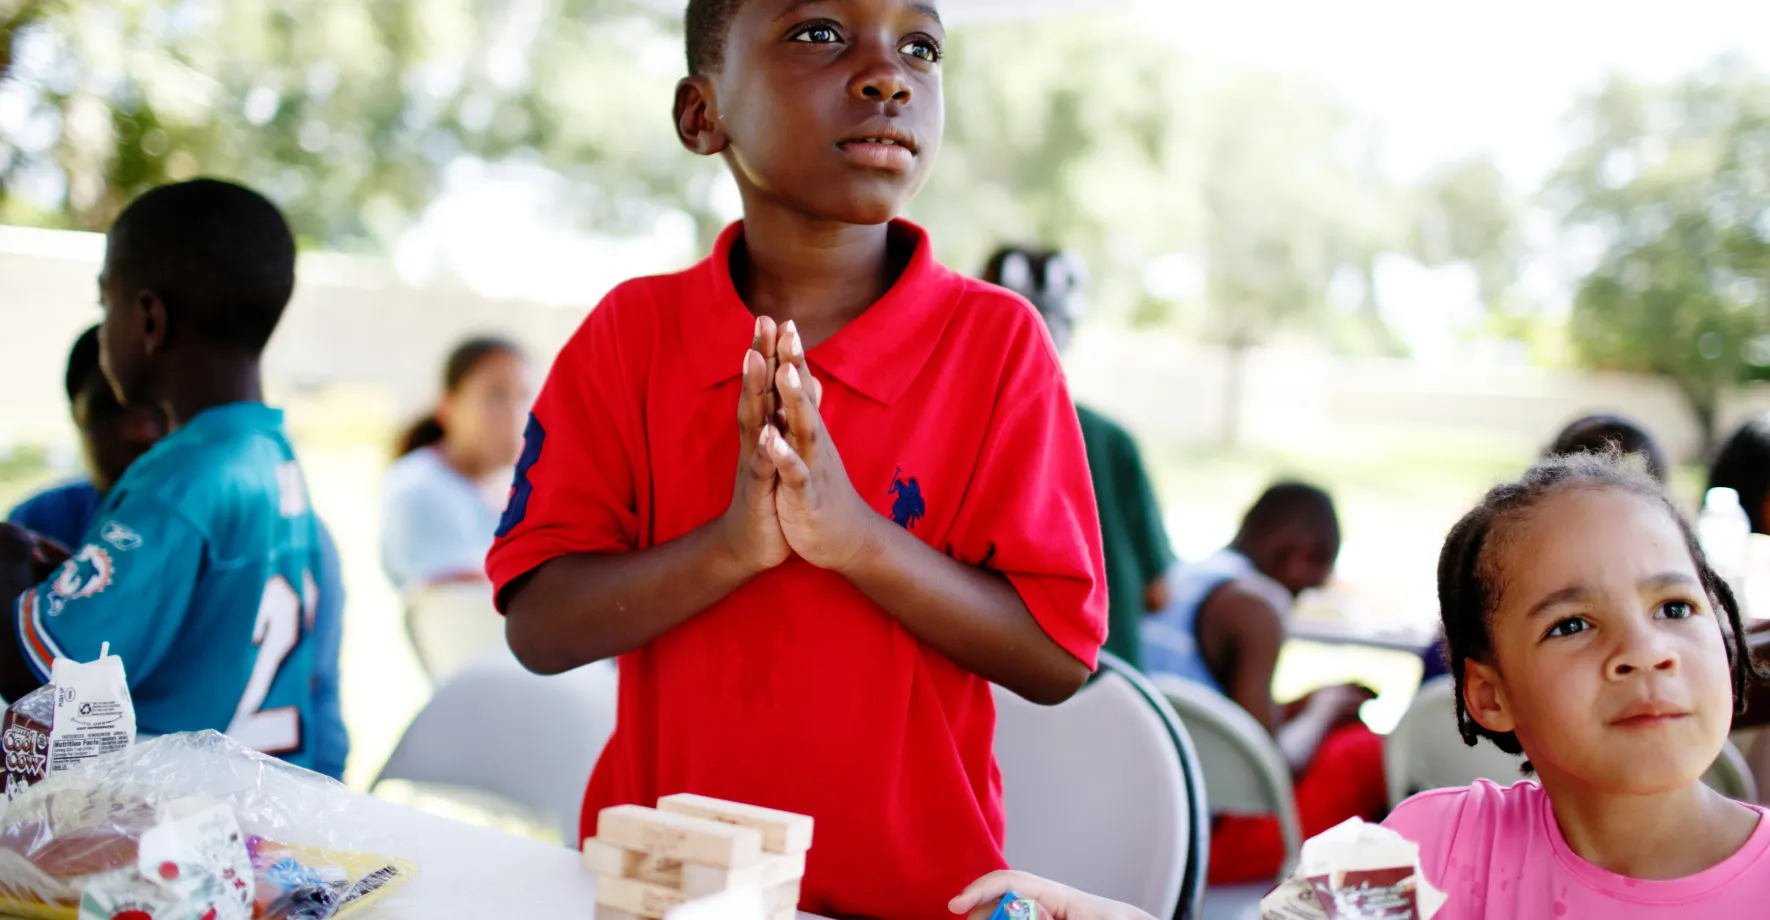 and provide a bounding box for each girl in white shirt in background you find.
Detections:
[383,336,533,592]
